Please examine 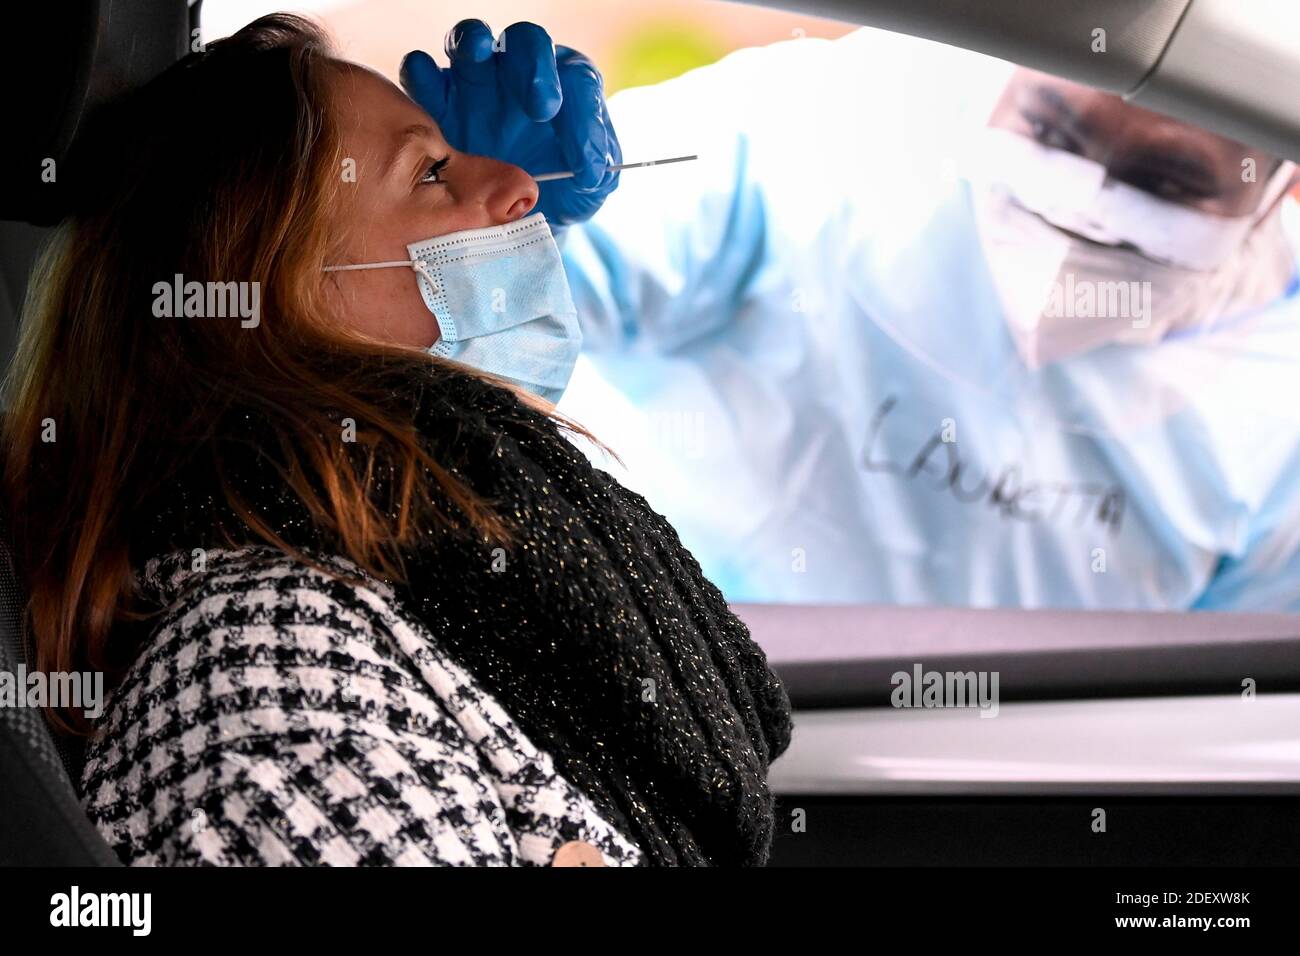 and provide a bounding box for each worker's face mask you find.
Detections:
[324,212,581,403]
[967,127,1297,368]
